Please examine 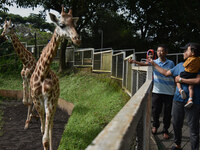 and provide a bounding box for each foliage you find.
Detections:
[0,0,11,12]
[0,11,55,32]
[120,0,200,52]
